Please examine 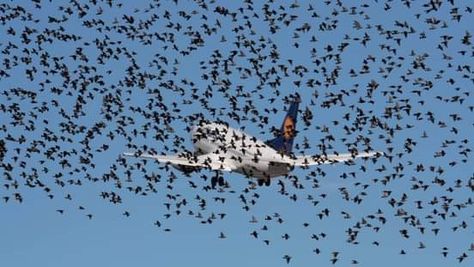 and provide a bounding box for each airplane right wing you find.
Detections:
[123,152,236,171]
[284,151,381,167]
